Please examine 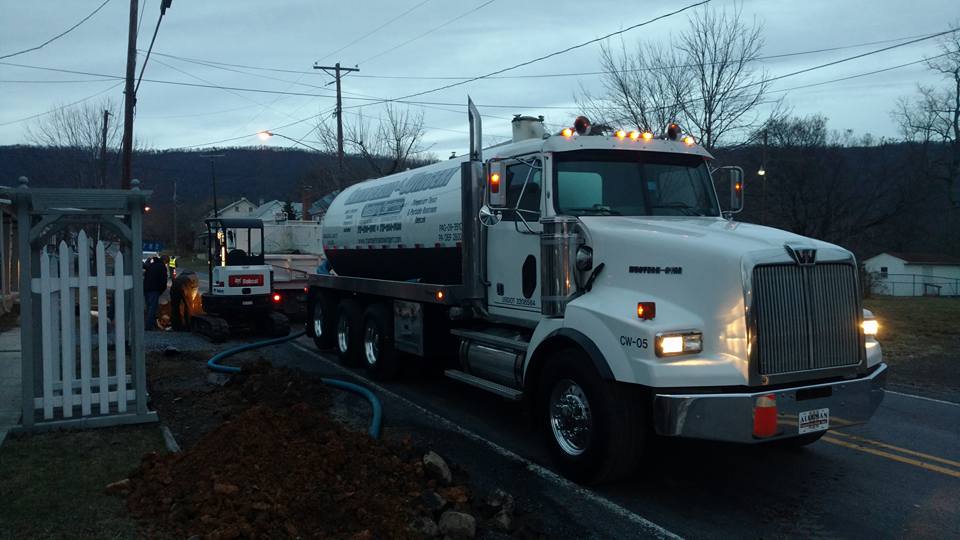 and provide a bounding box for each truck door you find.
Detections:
[486,157,543,319]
